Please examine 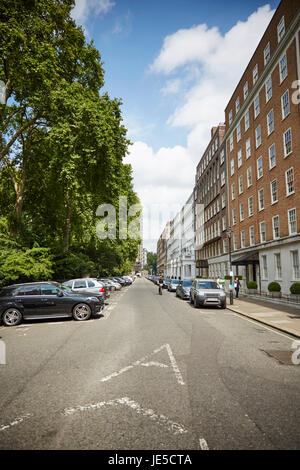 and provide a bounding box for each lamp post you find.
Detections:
[227,227,234,305]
